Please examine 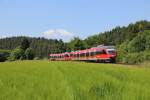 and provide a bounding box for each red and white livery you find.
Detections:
[49,45,117,63]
